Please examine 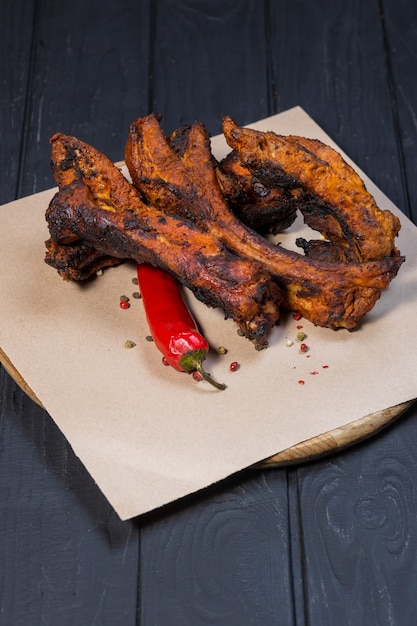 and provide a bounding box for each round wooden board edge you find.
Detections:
[257,399,416,468]
[0,348,44,408]
[1,347,415,468]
